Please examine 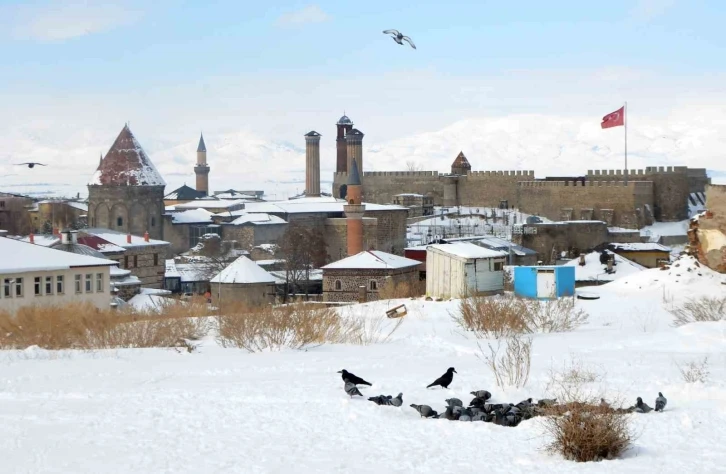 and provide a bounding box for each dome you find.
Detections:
[50,242,108,259]
[337,115,353,125]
